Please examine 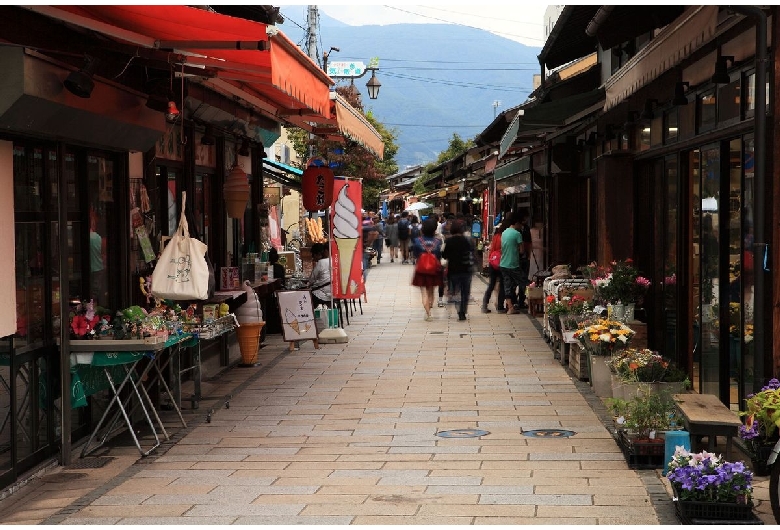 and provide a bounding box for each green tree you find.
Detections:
[412,133,474,196]
[284,84,398,211]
